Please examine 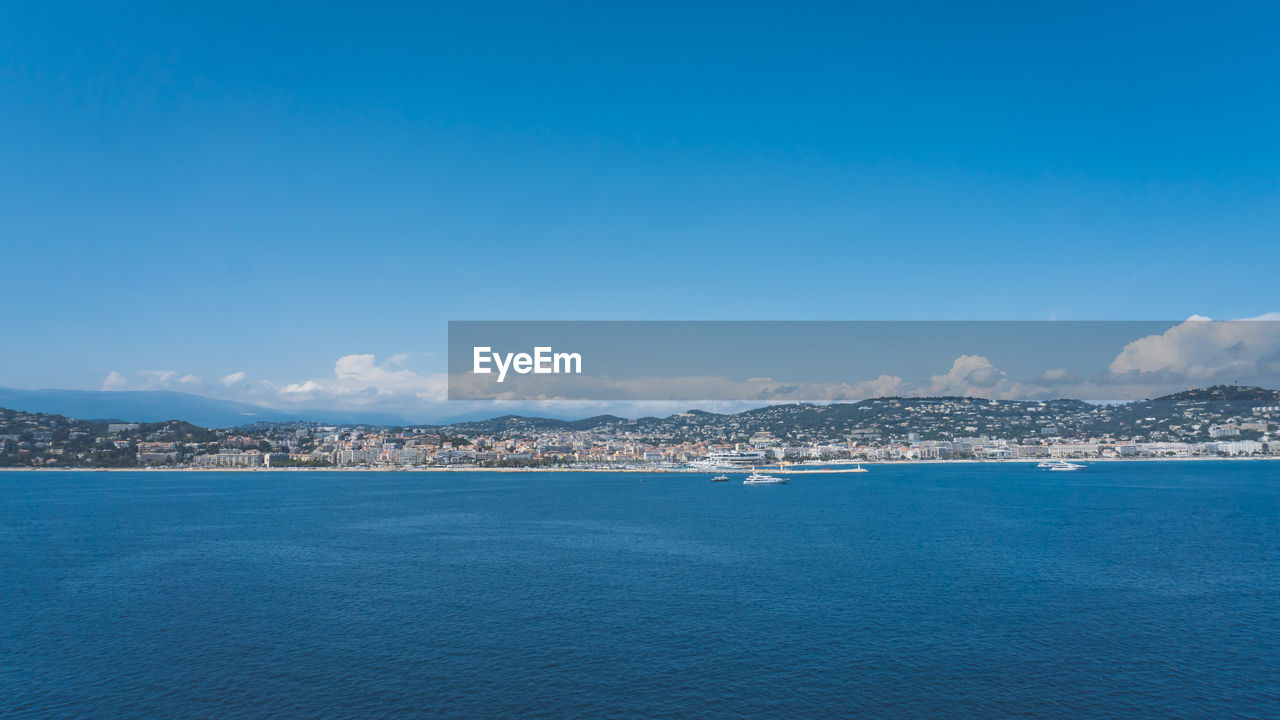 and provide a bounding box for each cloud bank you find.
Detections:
[95,315,1280,420]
